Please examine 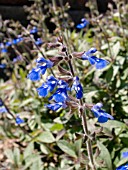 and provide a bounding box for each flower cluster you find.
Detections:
[30,27,43,46]
[0,36,23,54]
[91,103,114,123]
[27,57,53,81]
[81,47,109,69]
[76,18,89,29]
[0,99,24,124]
[37,75,69,111]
